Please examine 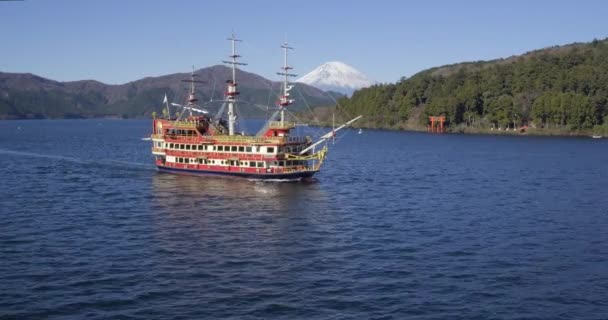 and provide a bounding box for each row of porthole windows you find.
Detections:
[271,160,307,167]
[174,157,267,168]
[283,145,304,153]
[166,129,197,136]
[164,143,276,154]
[172,158,307,168]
